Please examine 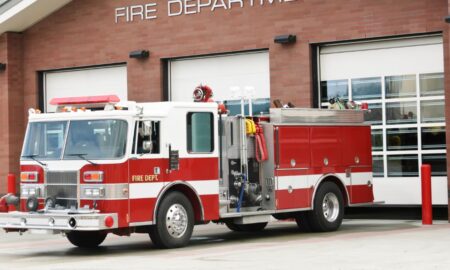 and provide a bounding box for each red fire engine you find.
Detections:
[0,91,374,249]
